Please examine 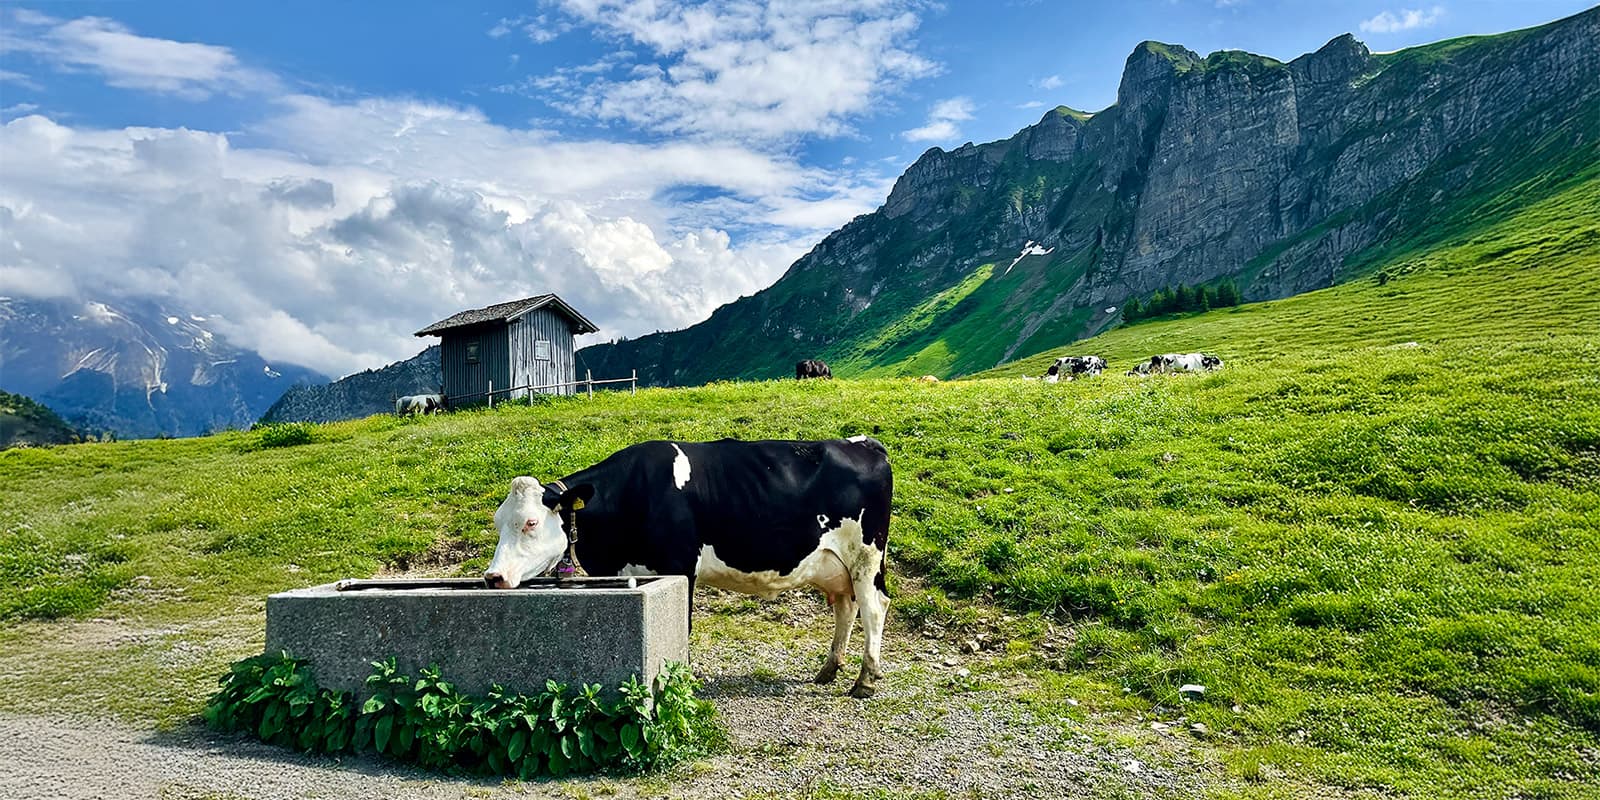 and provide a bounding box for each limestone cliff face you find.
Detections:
[586,8,1600,385]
